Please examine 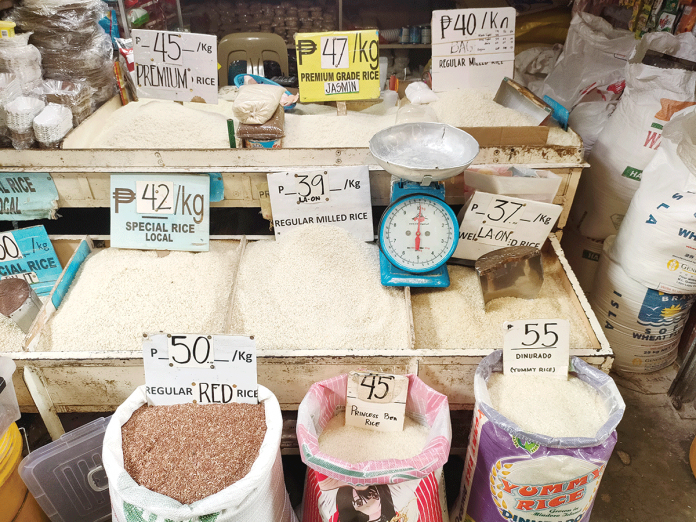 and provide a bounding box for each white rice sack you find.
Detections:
[232,84,284,124]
